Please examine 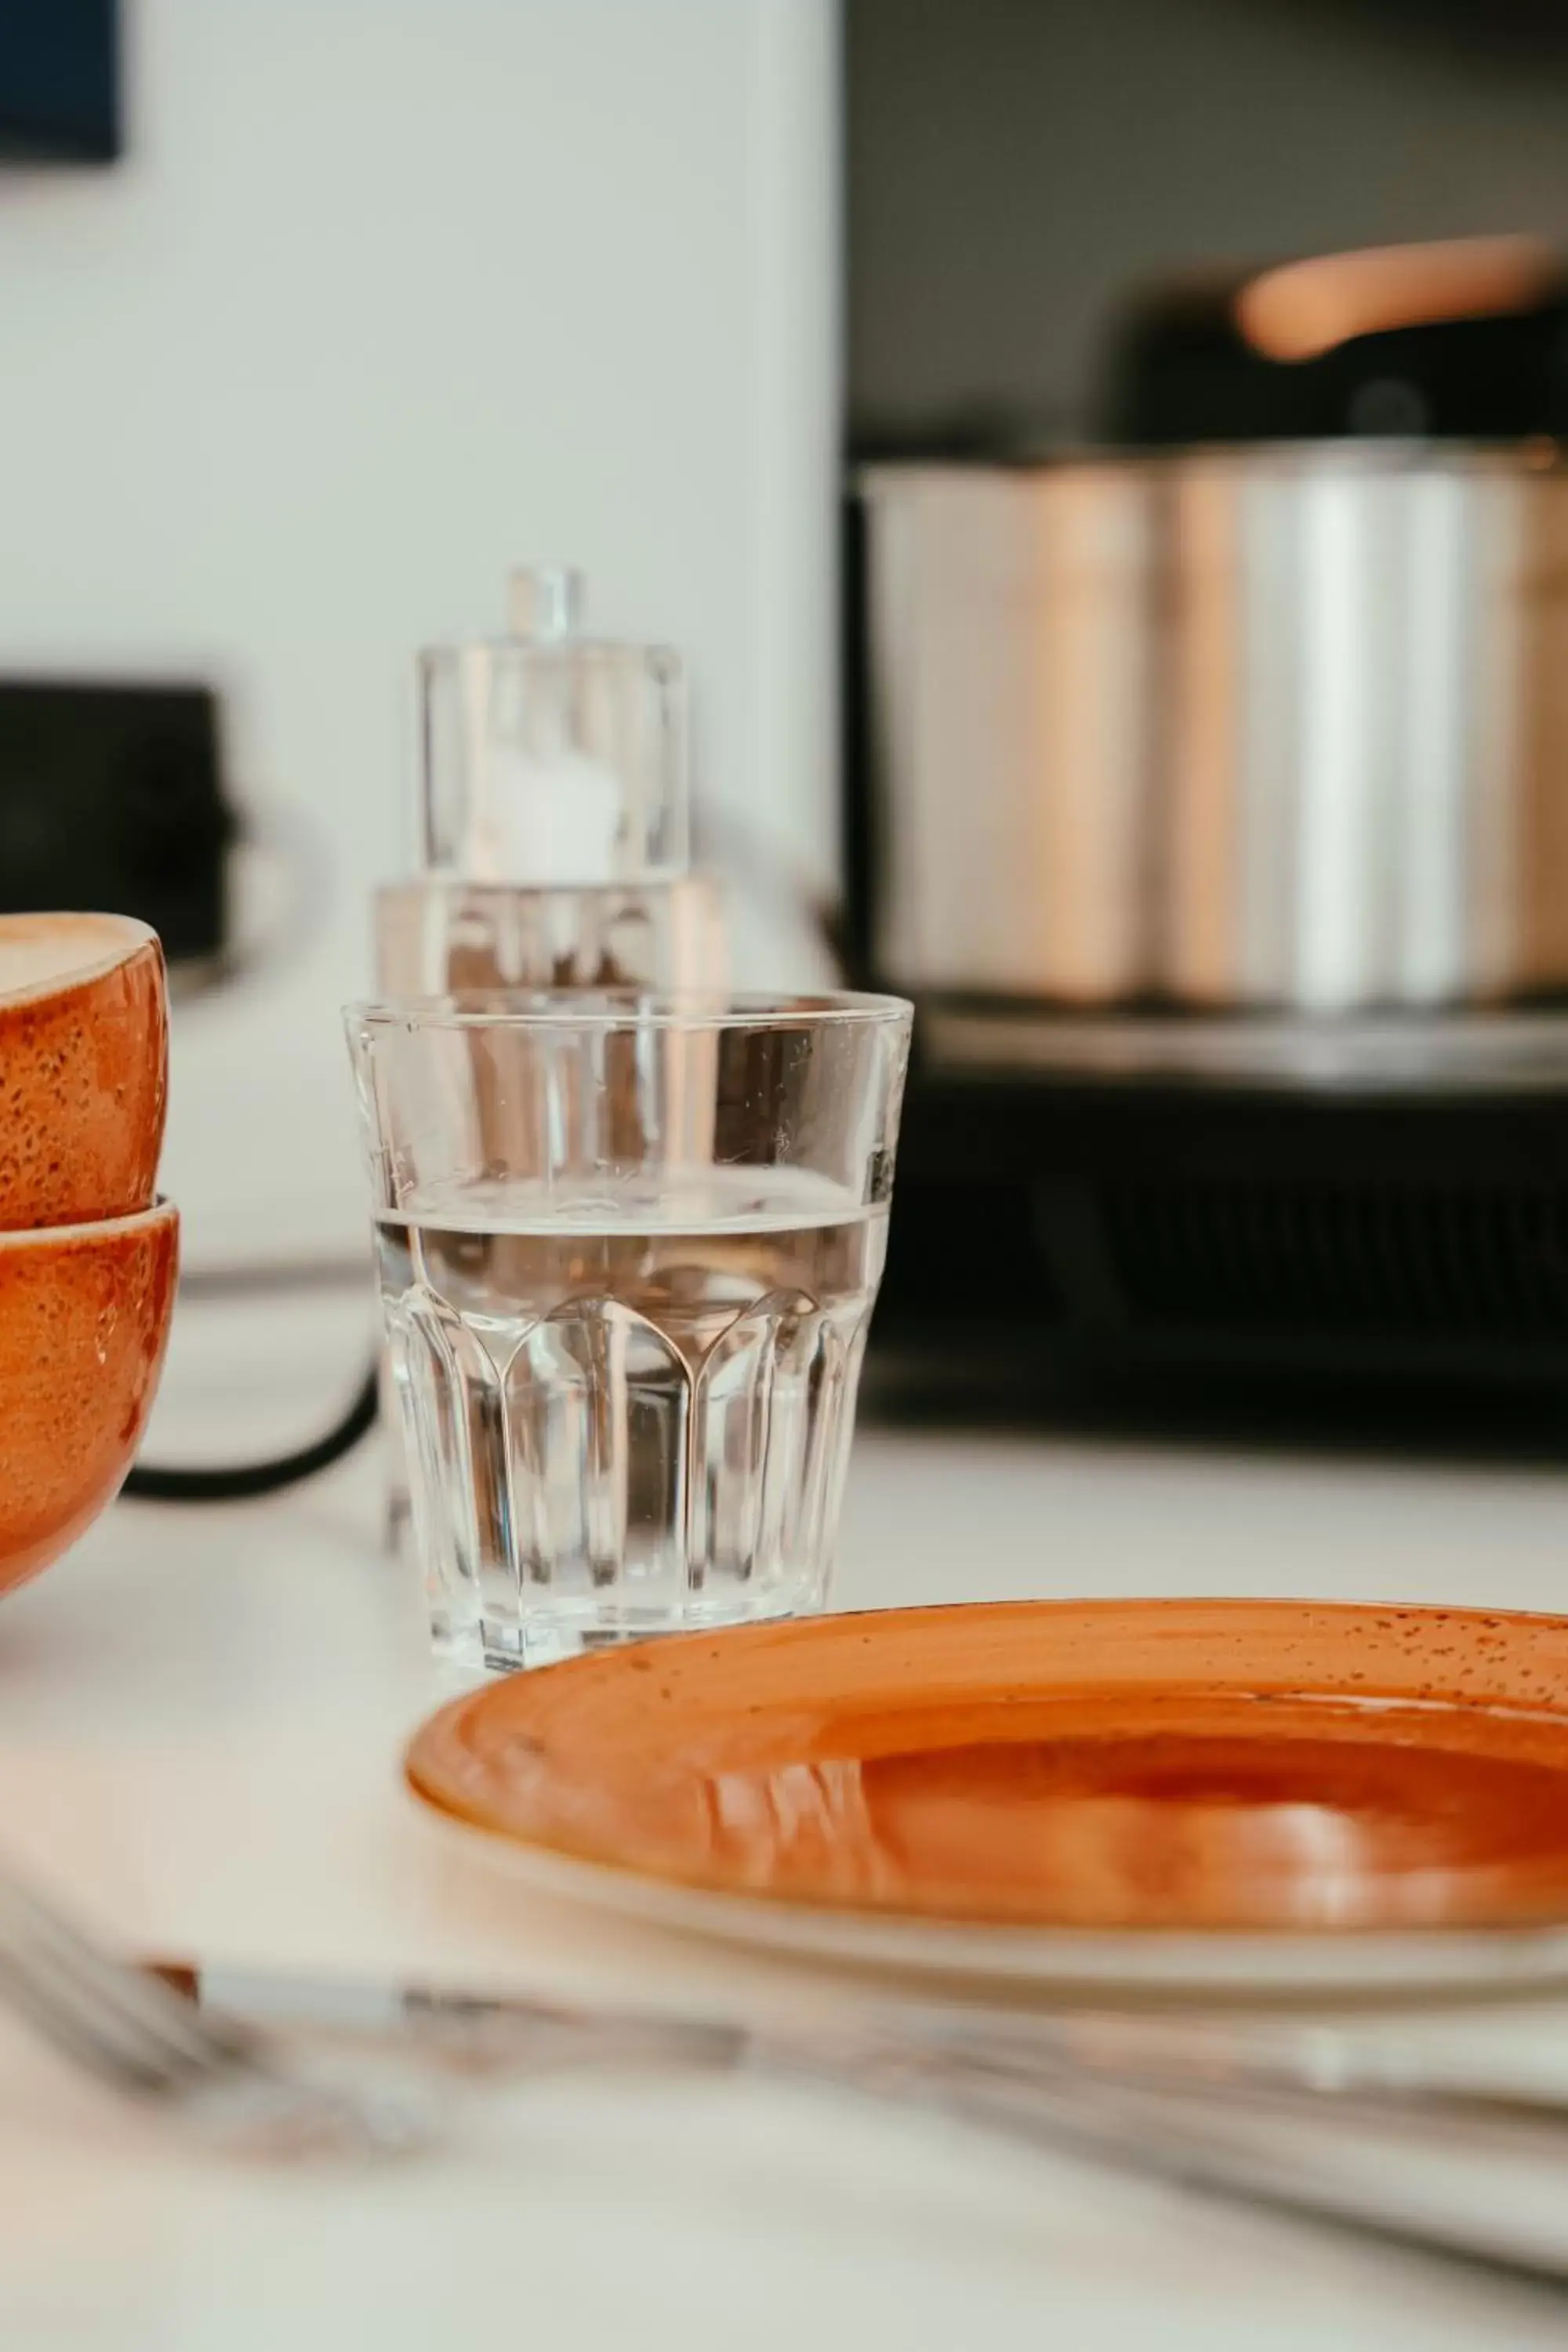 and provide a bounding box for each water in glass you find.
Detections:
[379,1163,884,1668]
